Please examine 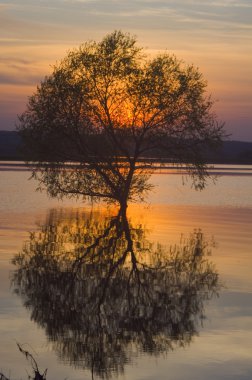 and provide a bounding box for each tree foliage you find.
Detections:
[18,31,225,205]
